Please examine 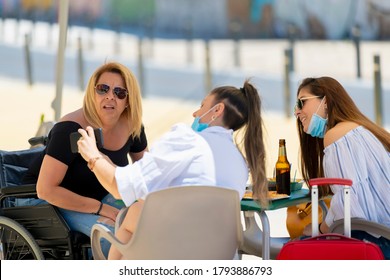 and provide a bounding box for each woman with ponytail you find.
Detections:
[193,79,268,206]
